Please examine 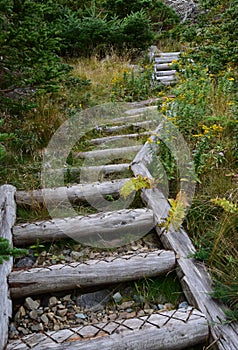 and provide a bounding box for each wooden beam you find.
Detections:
[0,185,16,350]
[16,178,129,207]
[101,120,156,133]
[13,208,154,246]
[9,250,176,298]
[75,145,142,160]
[6,308,208,350]
[90,131,151,145]
[130,135,238,350]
